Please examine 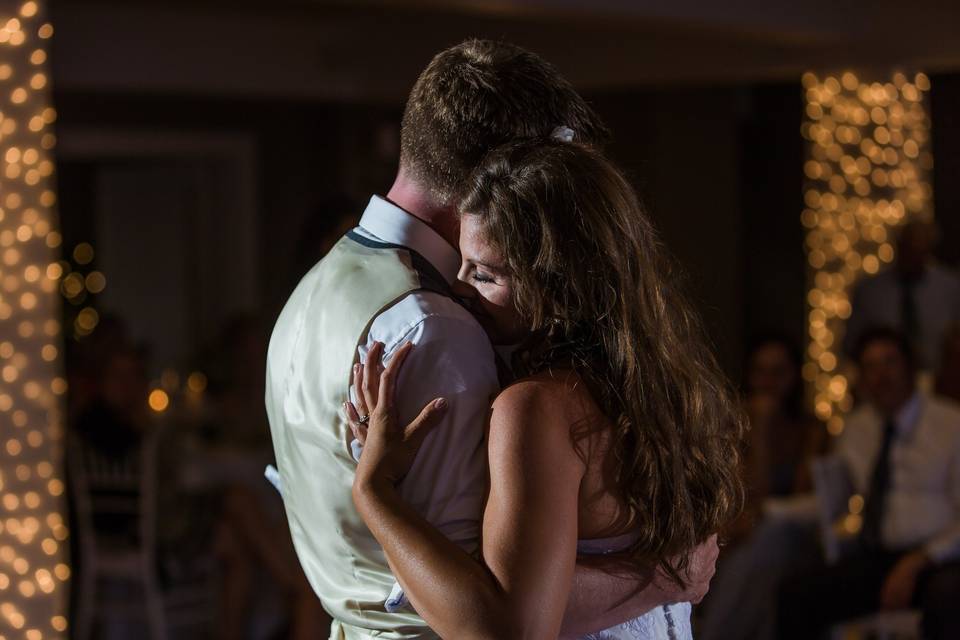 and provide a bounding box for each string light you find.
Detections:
[50,239,107,339]
[186,371,207,394]
[802,69,933,436]
[0,2,67,637]
[147,389,169,413]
